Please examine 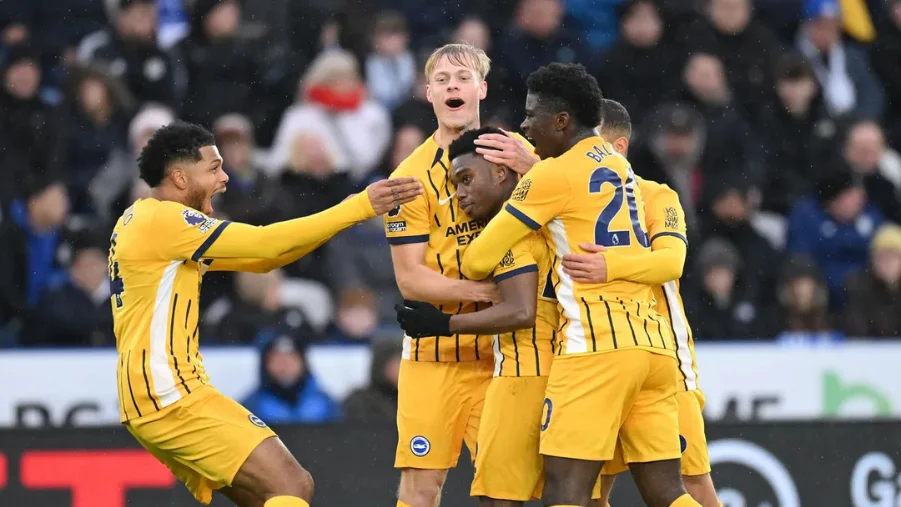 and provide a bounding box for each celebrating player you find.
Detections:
[460,63,700,507]
[383,44,536,507]
[566,99,721,507]
[395,126,557,507]
[110,121,422,507]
